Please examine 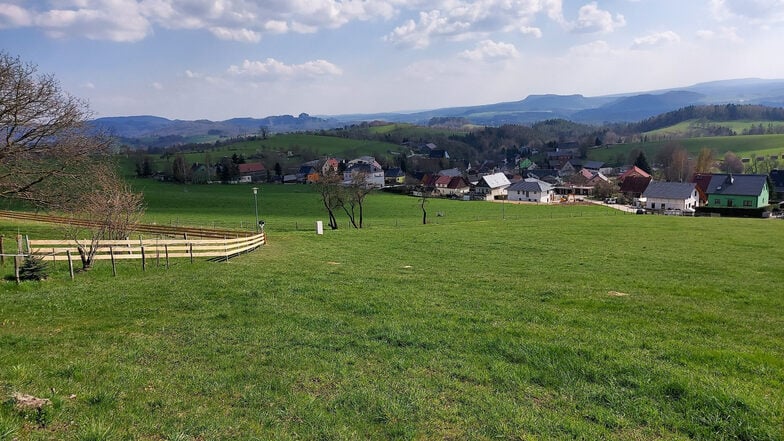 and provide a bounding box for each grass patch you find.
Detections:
[1,185,783,439]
